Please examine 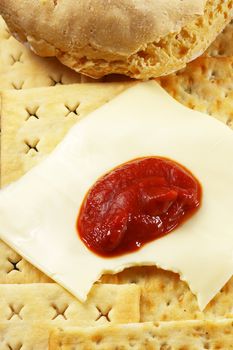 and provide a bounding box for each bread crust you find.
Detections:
[0,0,232,78]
